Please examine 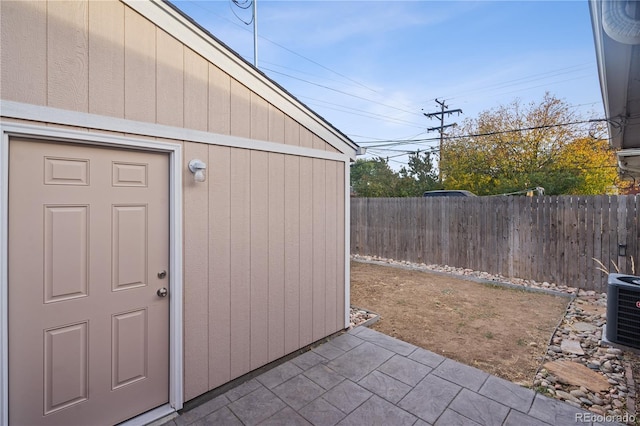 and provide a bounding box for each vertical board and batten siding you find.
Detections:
[190,146,345,397]
[1,0,348,402]
[0,1,338,153]
[351,196,640,292]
